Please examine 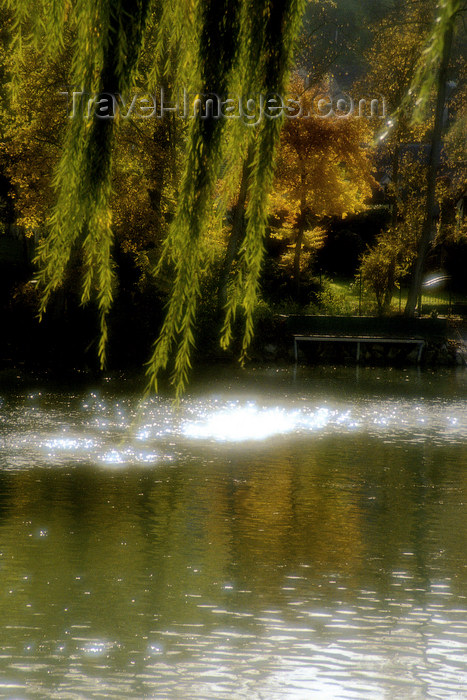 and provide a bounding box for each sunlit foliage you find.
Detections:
[5,0,306,395]
[270,75,375,297]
